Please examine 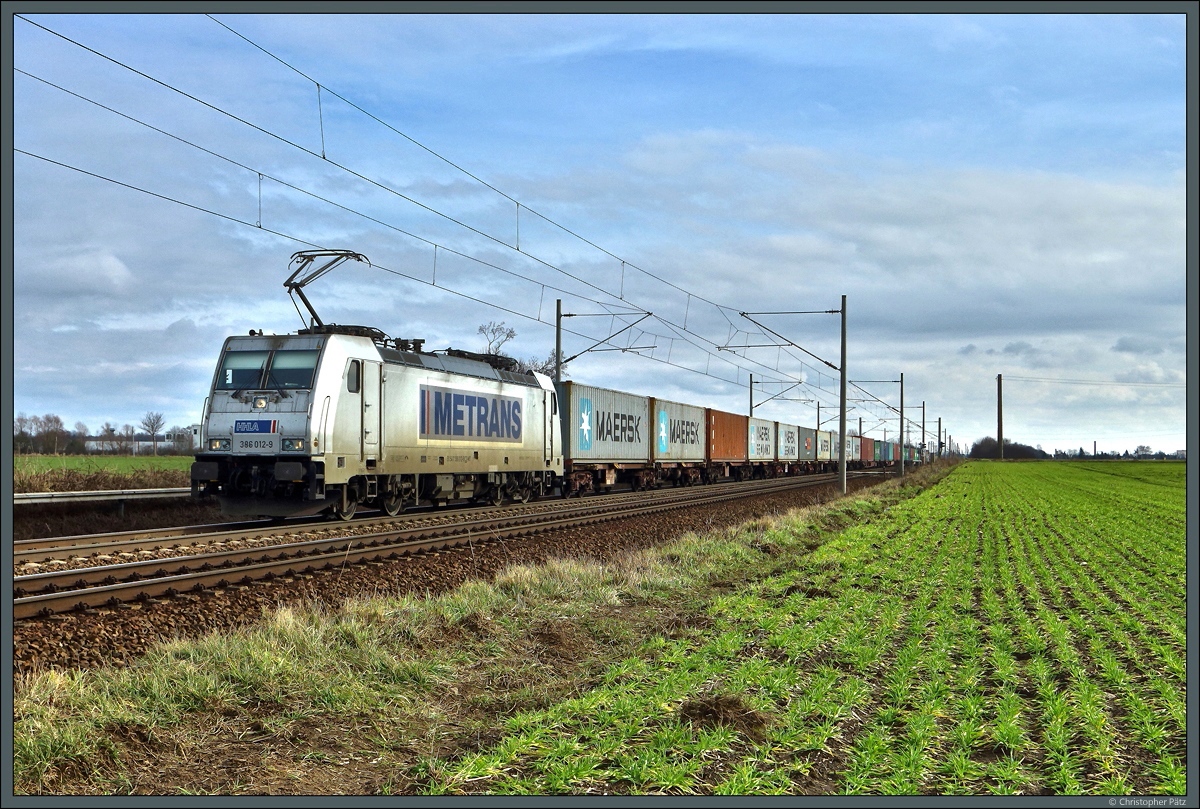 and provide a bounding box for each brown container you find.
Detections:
[860,435,874,462]
[706,408,748,463]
